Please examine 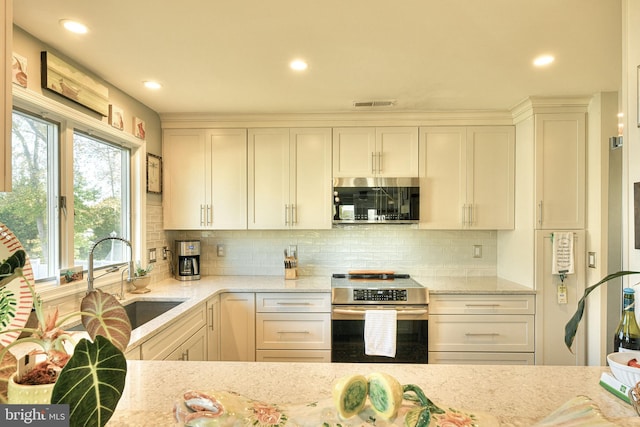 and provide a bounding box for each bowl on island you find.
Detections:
[607,351,640,387]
